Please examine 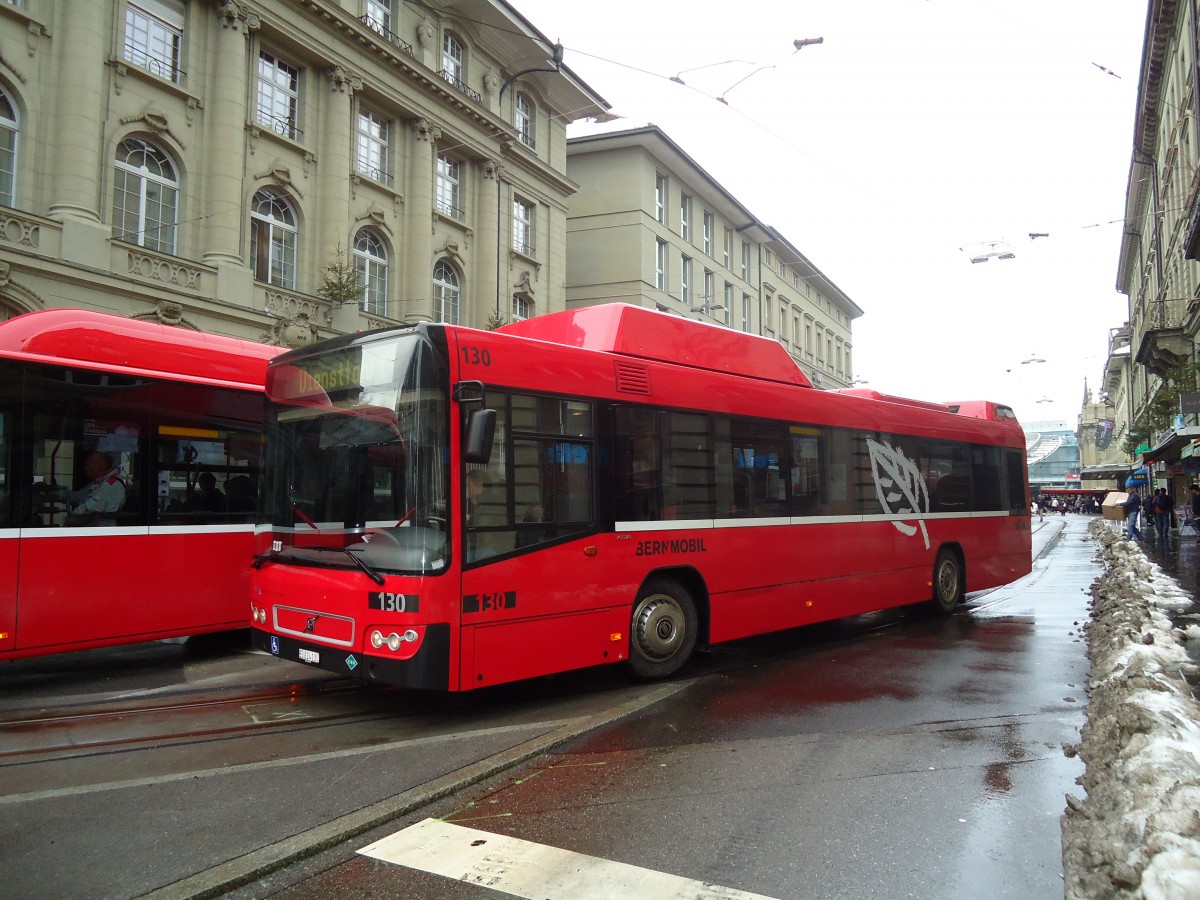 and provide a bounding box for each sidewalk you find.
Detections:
[1099,515,1200,664]
[1062,515,1200,899]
